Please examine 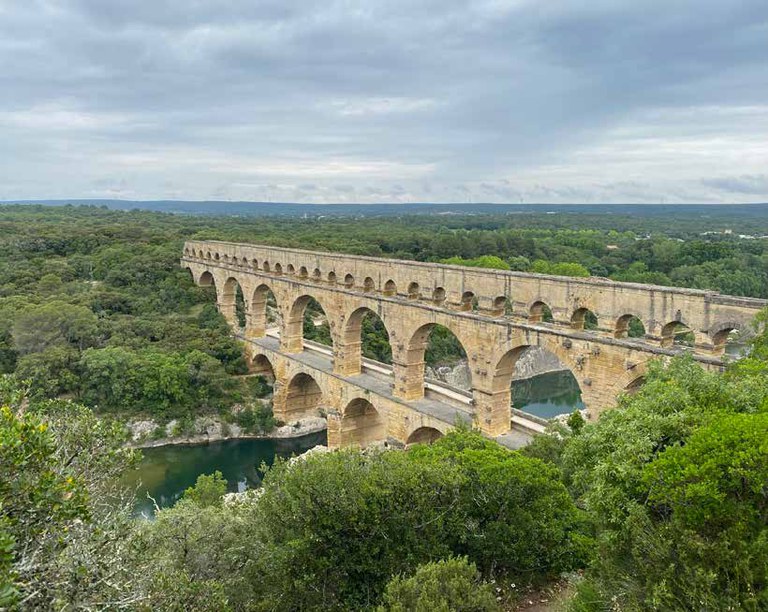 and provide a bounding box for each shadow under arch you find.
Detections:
[406,426,443,446]
[492,344,584,418]
[284,372,324,420]
[339,398,387,448]
[339,307,393,375]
